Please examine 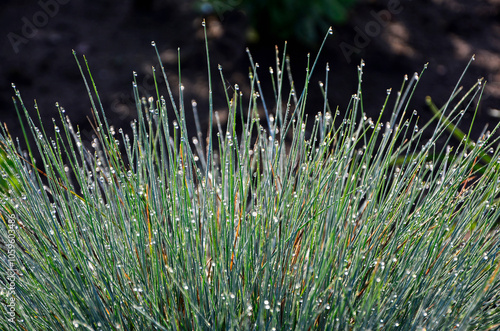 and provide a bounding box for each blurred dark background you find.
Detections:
[1,0,499,148]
